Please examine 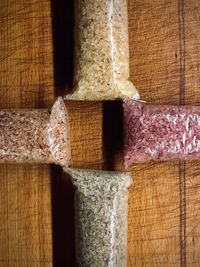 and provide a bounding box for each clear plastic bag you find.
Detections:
[64,168,132,267]
[124,100,200,168]
[64,0,139,101]
[0,97,71,166]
